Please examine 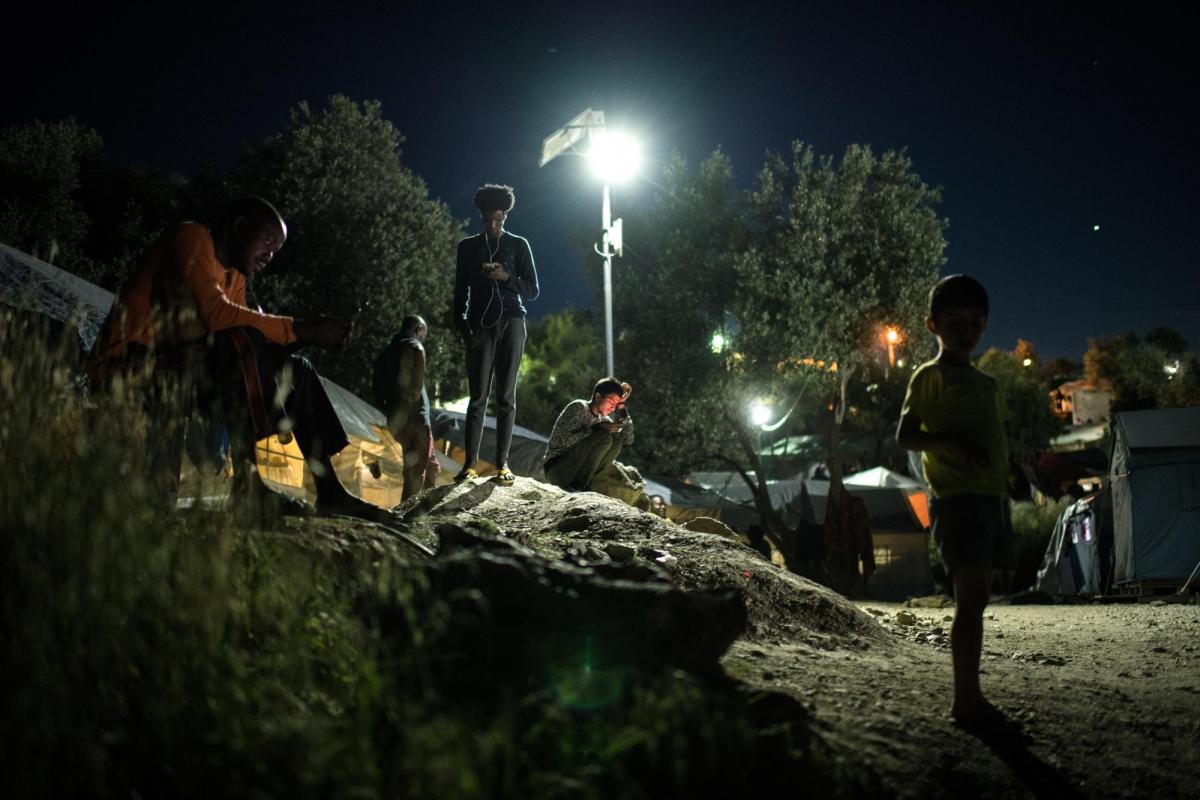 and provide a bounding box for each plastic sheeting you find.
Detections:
[0,242,115,349]
[1034,491,1112,594]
